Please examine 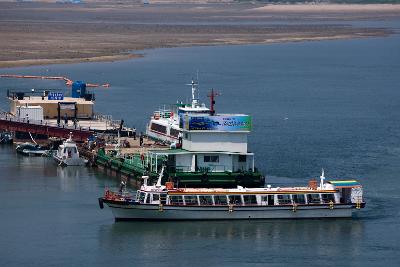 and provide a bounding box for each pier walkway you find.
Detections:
[0,112,93,141]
